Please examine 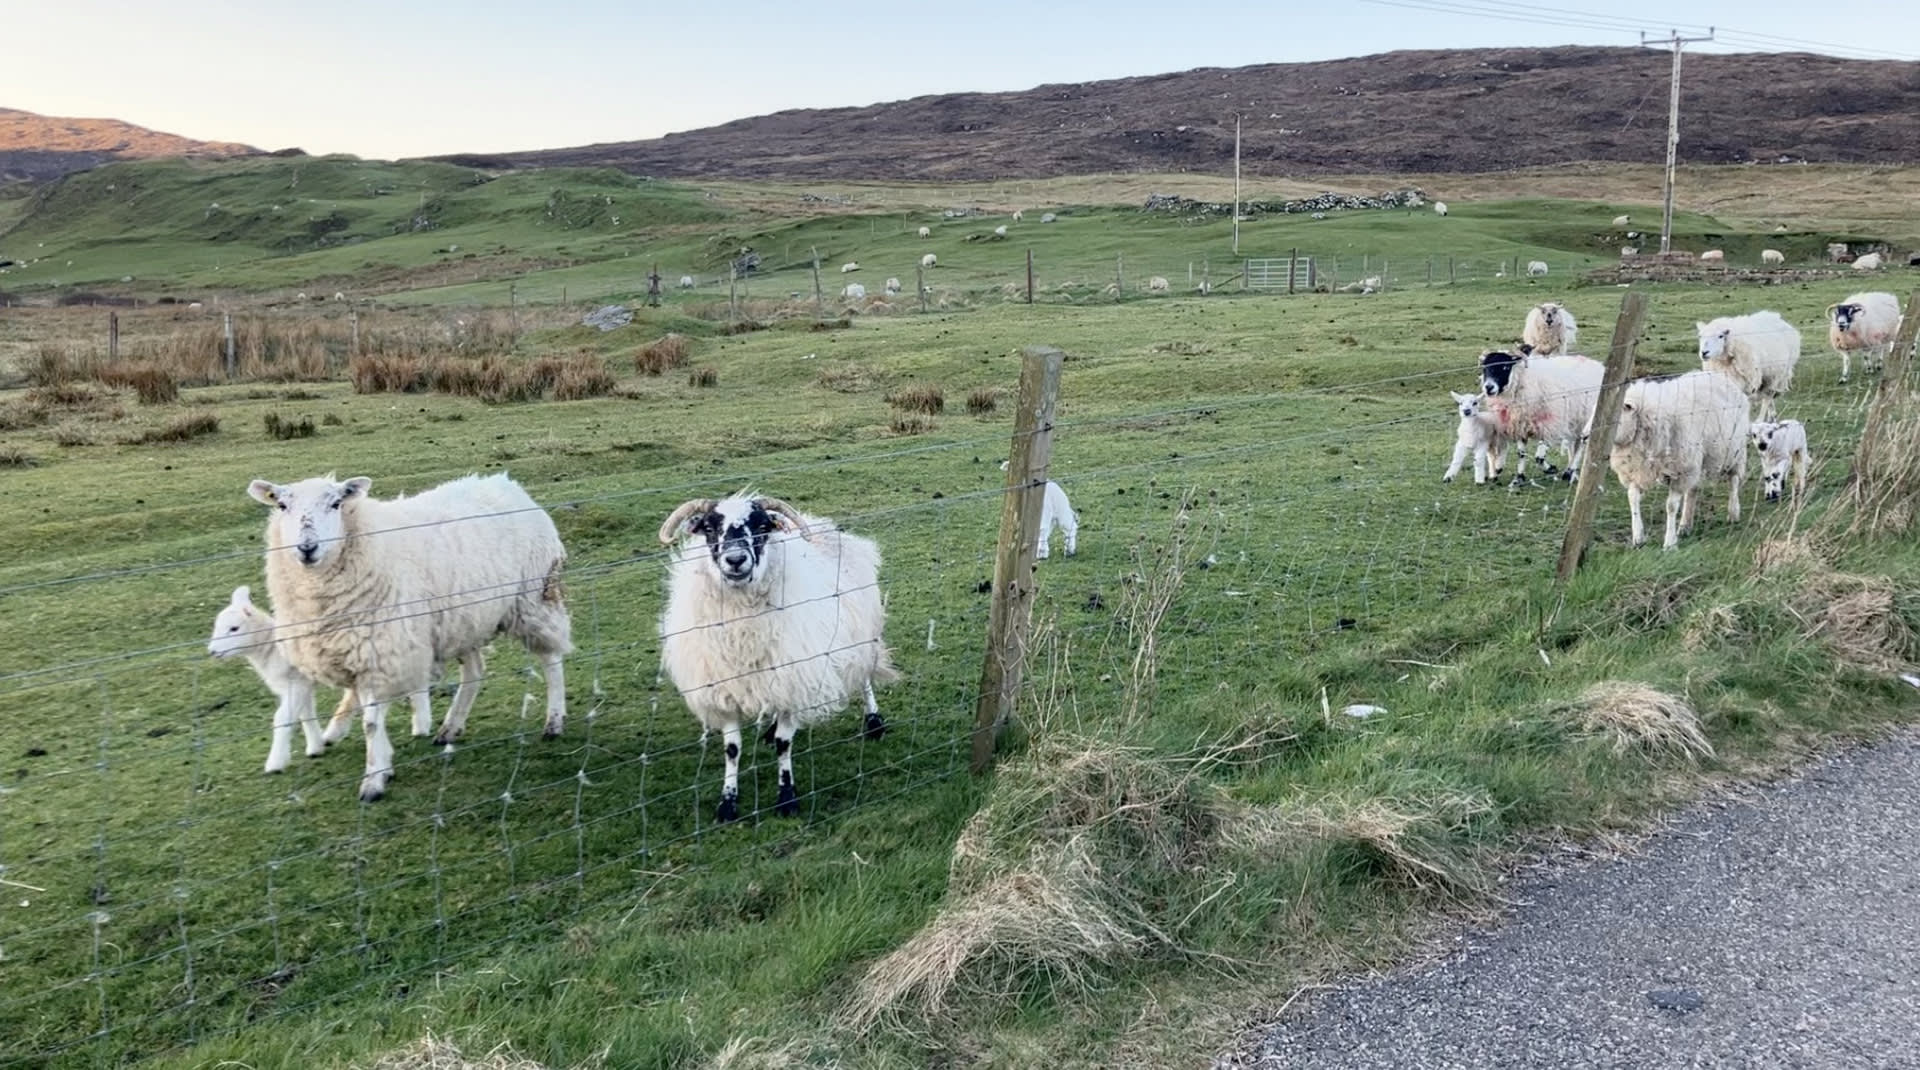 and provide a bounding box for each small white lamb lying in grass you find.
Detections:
[1749,419,1812,503]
